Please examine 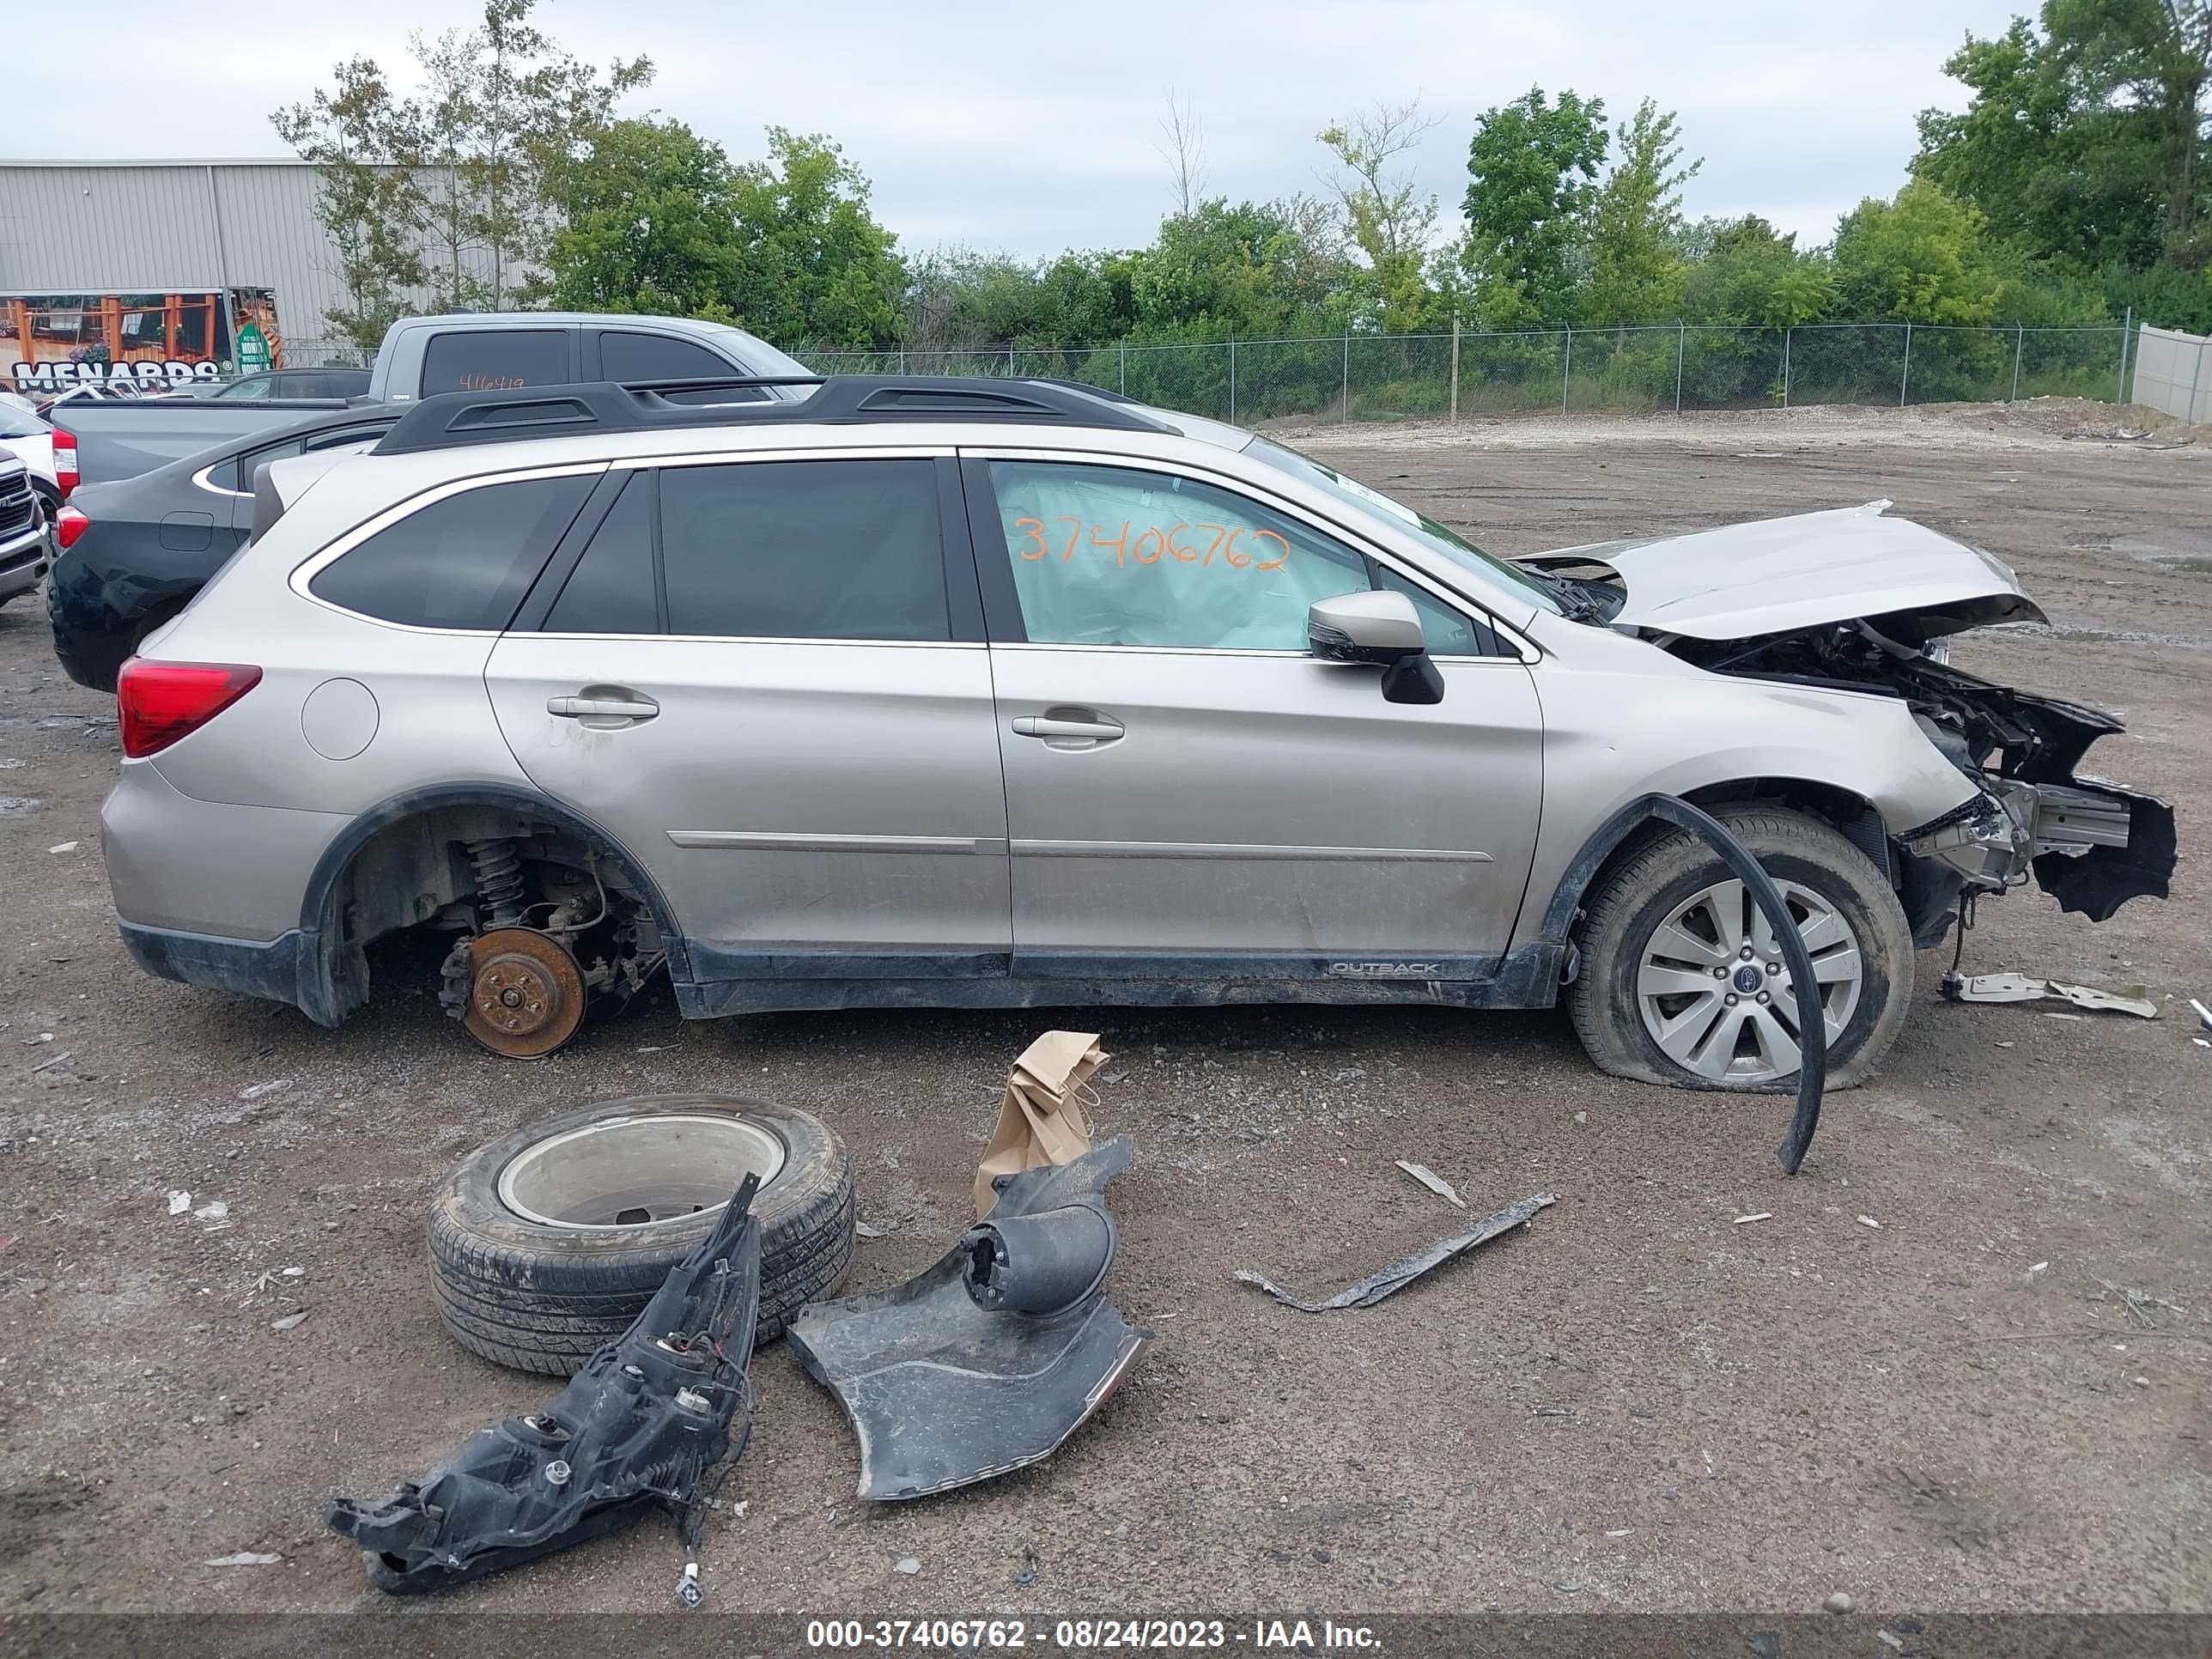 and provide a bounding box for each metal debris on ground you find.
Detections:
[27,1050,72,1075]
[204,1553,282,1567]
[893,1558,921,1576]
[166,1191,191,1216]
[1235,1192,1555,1312]
[791,1138,1149,1502]
[1942,972,2158,1018]
[271,1311,308,1331]
[1395,1161,1465,1207]
[327,1173,764,1593]
[2191,998,2212,1030]
[1734,1212,1773,1225]
[46,842,76,854]
[1858,1216,1882,1229]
